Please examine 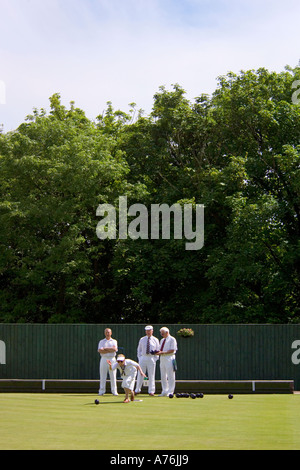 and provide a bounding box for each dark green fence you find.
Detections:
[1,324,300,389]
